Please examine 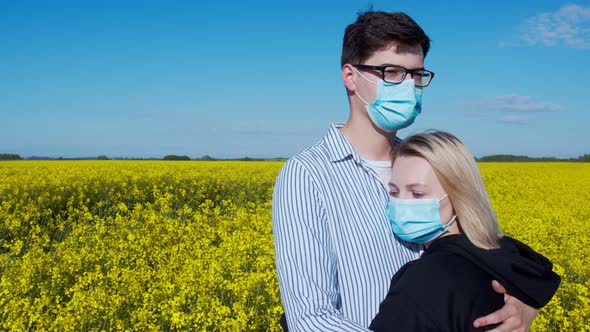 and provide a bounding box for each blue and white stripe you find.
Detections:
[272,123,420,331]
